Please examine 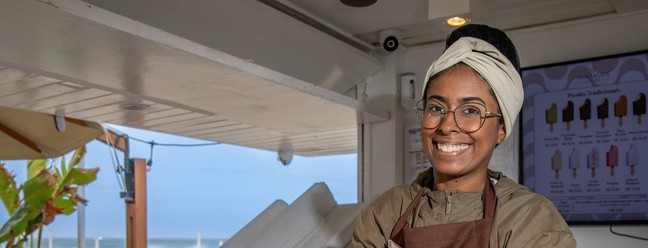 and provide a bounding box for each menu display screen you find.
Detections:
[520,51,648,224]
